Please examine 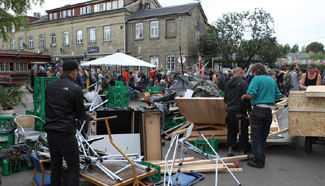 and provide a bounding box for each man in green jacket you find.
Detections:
[242,63,282,168]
